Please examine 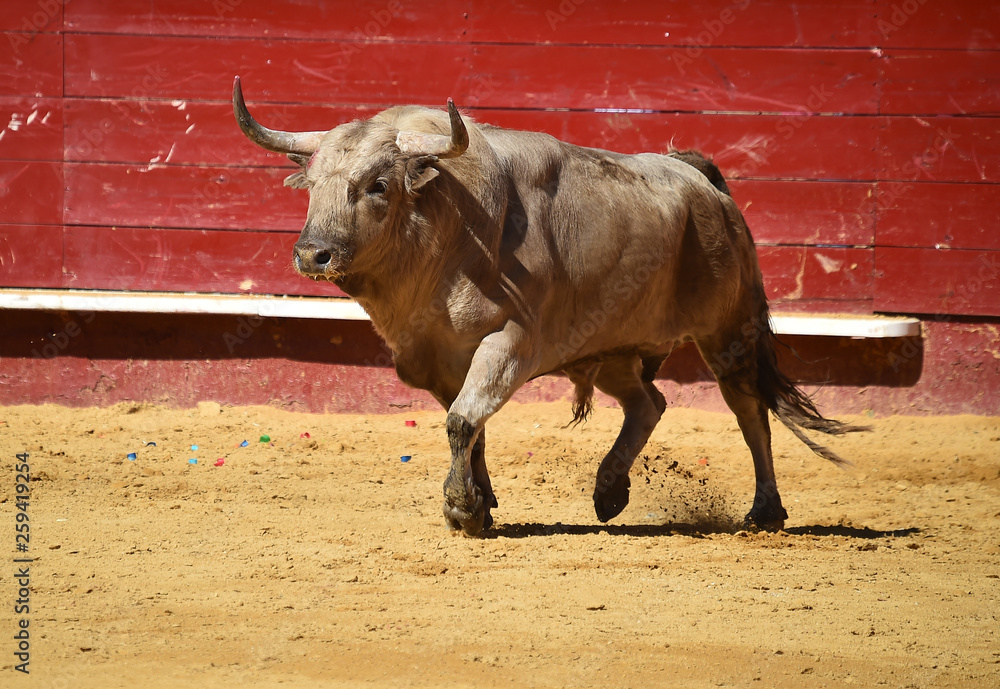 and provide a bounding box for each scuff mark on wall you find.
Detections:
[814,252,844,274]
